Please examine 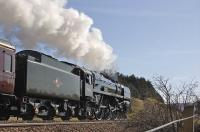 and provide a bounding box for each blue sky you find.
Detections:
[68,0,200,82]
